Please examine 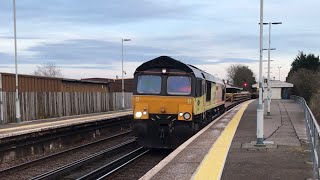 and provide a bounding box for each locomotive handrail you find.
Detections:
[290,95,320,179]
